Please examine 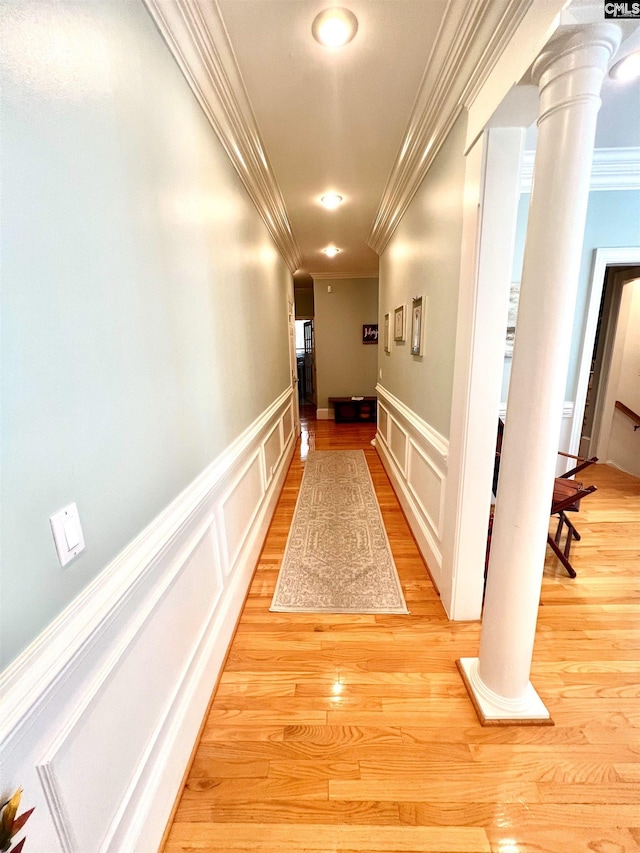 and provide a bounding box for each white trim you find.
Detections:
[0,385,293,742]
[262,418,281,486]
[37,760,74,853]
[316,407,331,420]
[388,415,409,476]
[520,147,640,193]
[36,518,222,853]
[218,449,264,576]
[376,434,443,585]
[112,429,294,853]
[458,657,550,722]
[500,401,573,419]
[376,385,448,466]
[605,459,639,477]
[141,0,301,273]
[592,275,636,461]
[0,389,296,853]
[368,0,539,254]
[571,247,640,456]
[310,271,379,281]
[374,387,449,590]
[465,0,565,151]
[442,130,523,623]
[406,437,446,539]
